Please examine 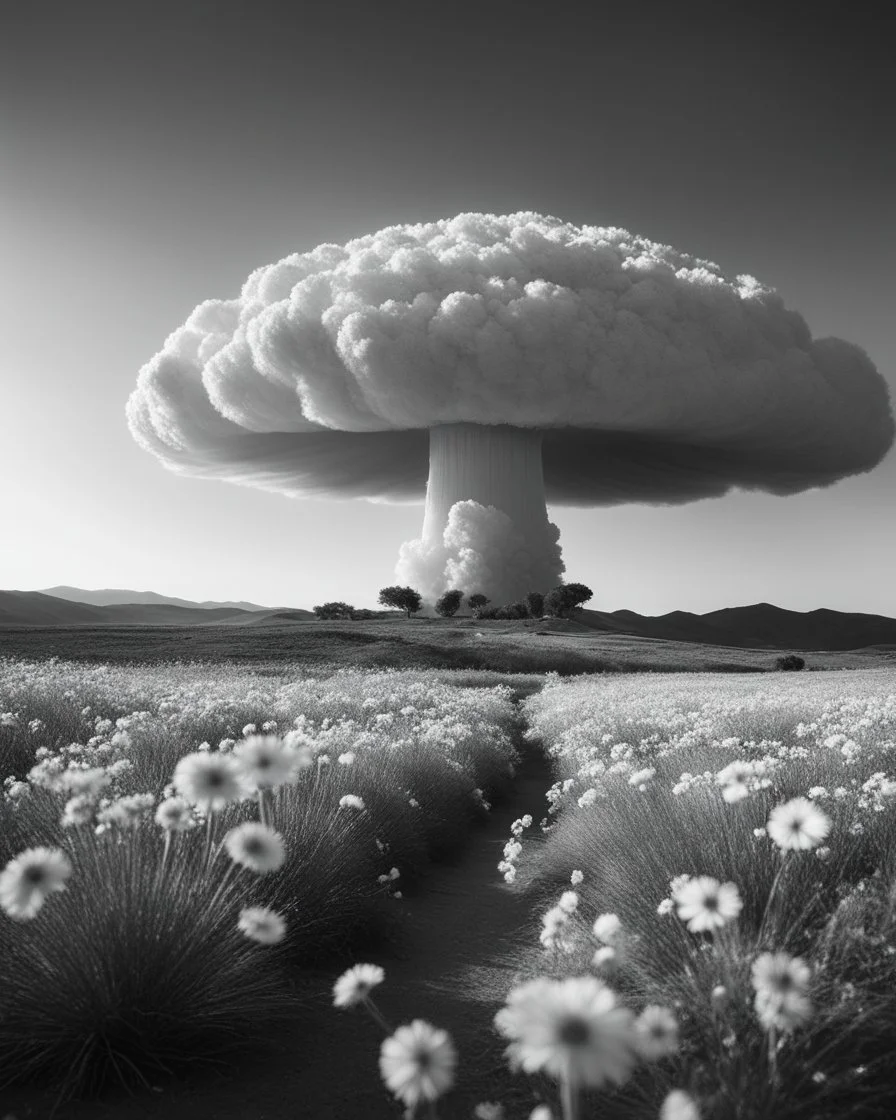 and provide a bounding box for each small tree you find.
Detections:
[545,582,593,619]
[525,591,544,618]
[377,585,423,618]
[775,654,806,671]
[435,589,463,618]
[313,601,355,620]
[468,593,490,619]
